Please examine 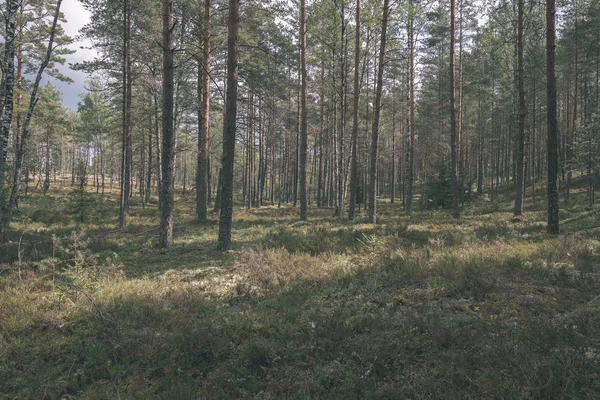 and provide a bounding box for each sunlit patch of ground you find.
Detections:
[1,181,599,398]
